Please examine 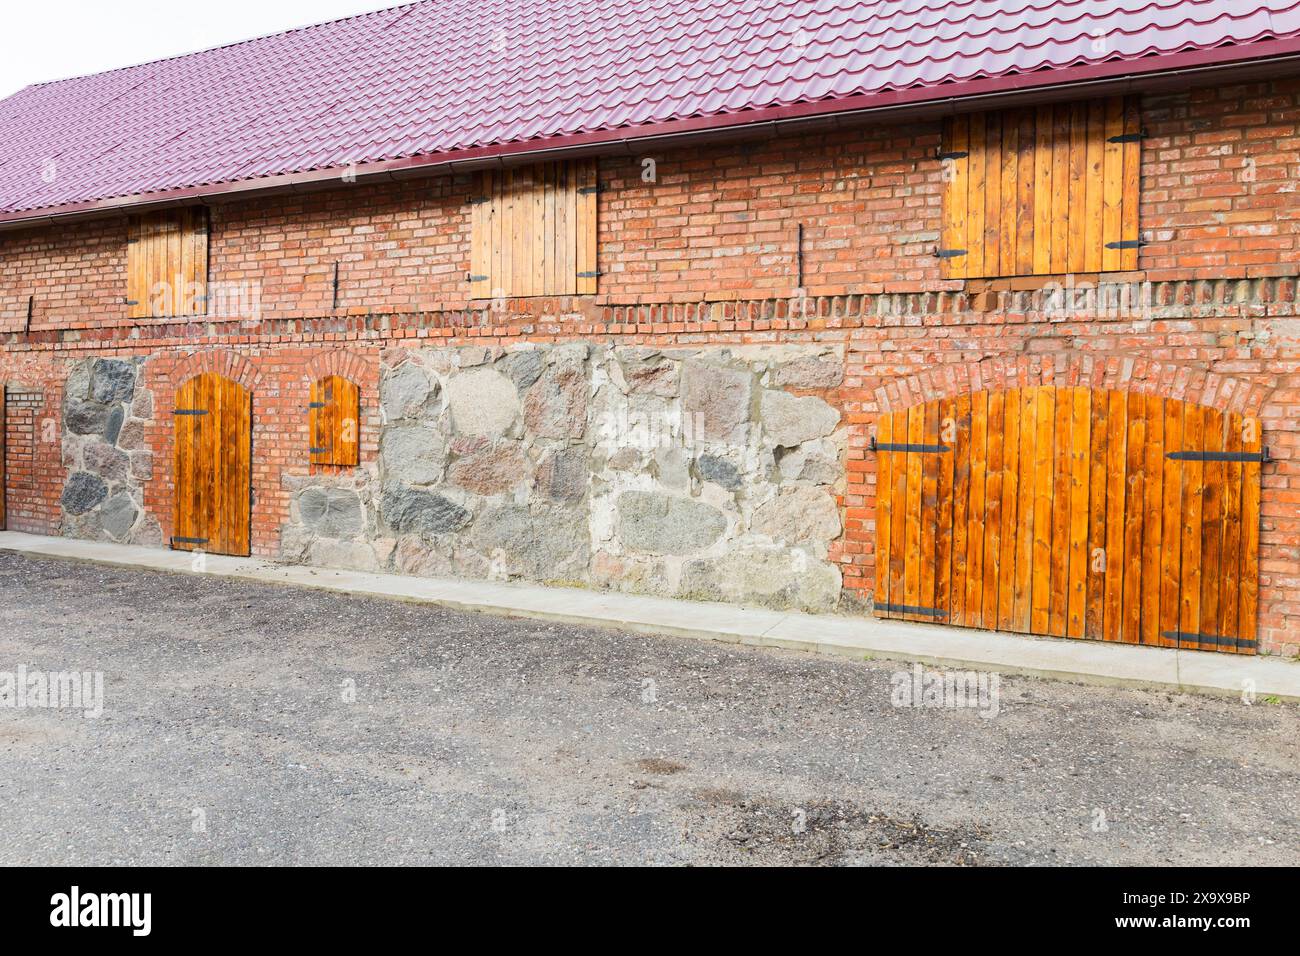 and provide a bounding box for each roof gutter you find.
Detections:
[4,36,1300,231]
